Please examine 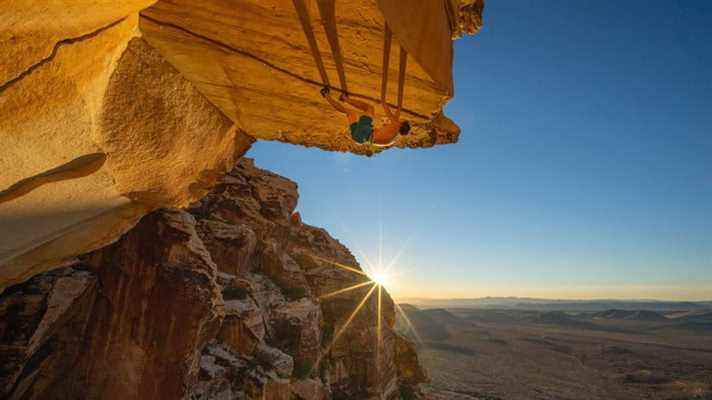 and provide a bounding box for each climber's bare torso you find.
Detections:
[372,118,401,146]
[322,88,407,146]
